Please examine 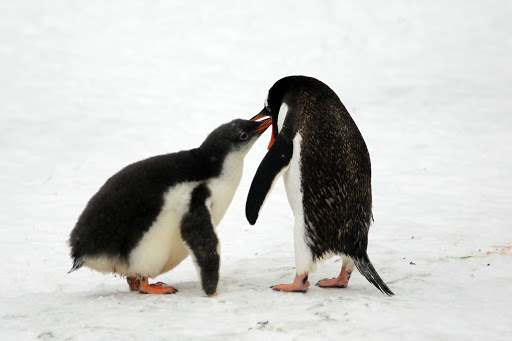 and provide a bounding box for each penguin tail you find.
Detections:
[352,254,394,296]
[68,257,84,274]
